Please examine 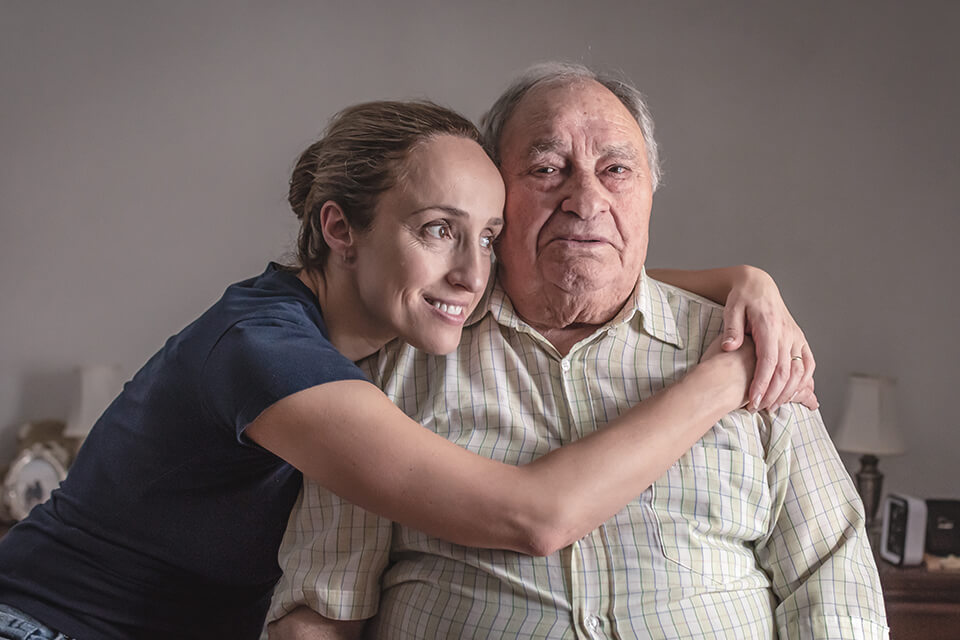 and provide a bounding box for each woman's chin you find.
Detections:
[404,329,463,355]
